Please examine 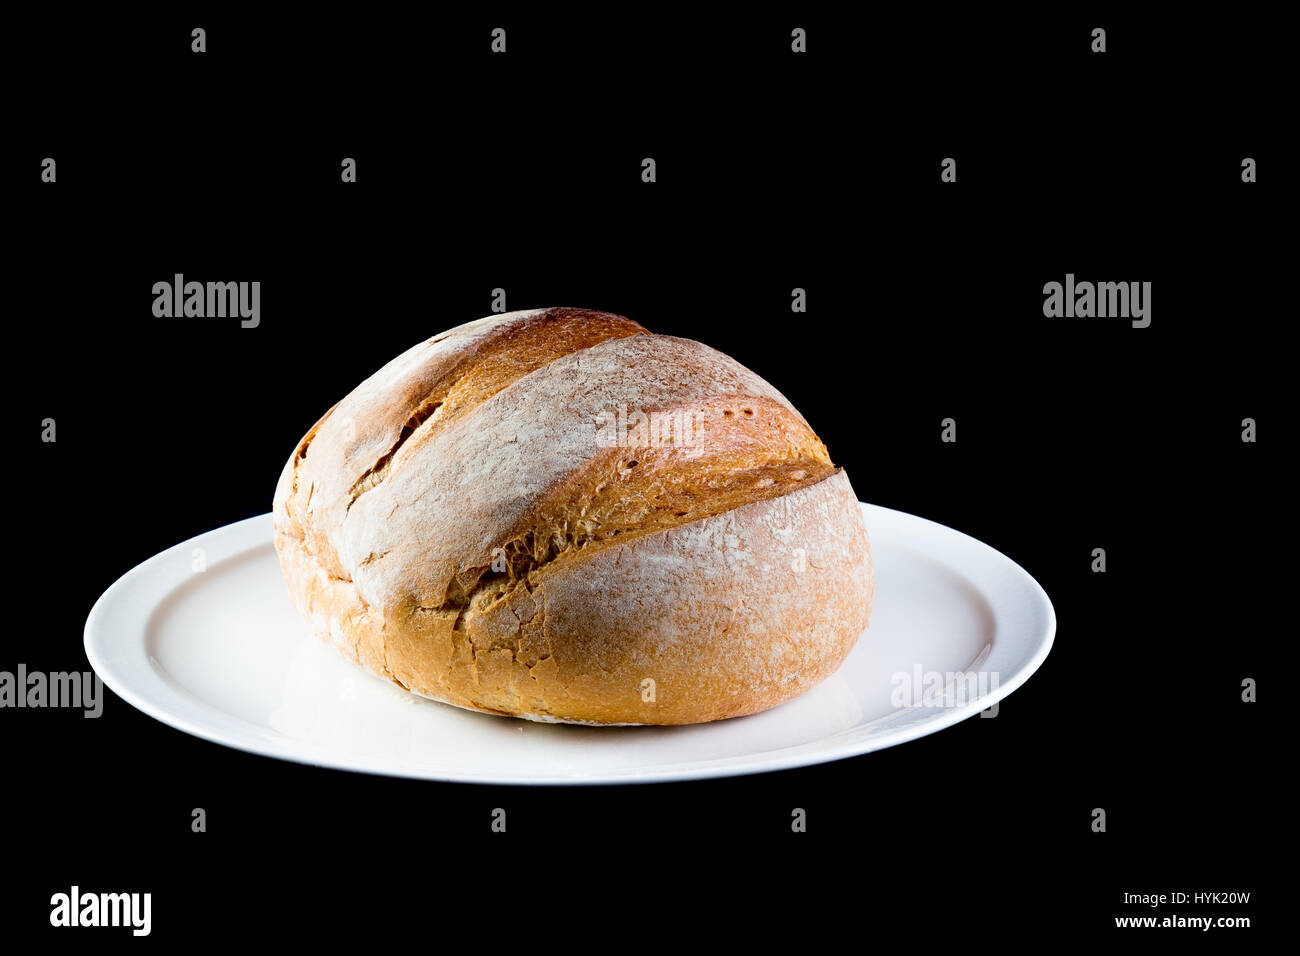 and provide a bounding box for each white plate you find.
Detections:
[84,505,1054,785]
